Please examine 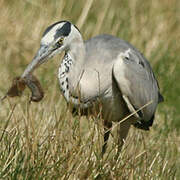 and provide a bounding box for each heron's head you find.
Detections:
[22,21,81,78]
